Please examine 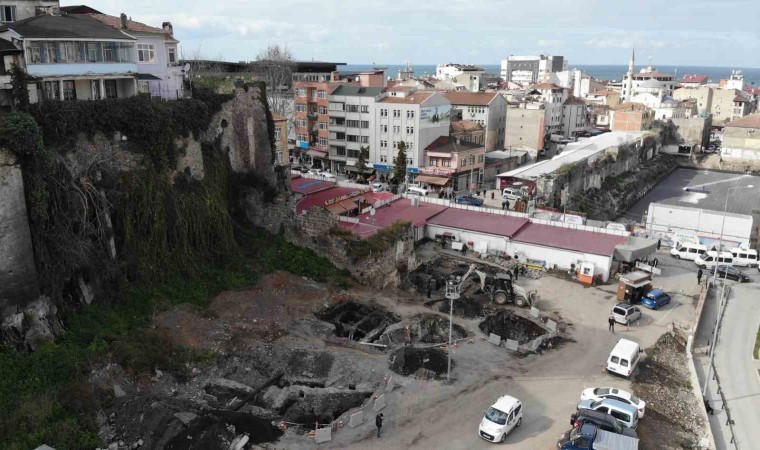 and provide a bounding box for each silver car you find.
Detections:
[611,303,641,325]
